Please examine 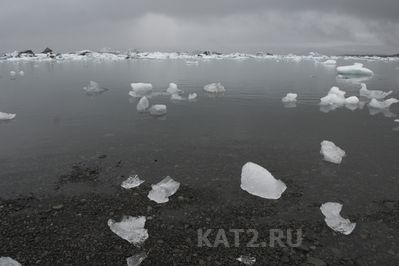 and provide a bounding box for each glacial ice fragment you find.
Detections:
[320,141,346,164]
[107,216,148,246]
[240,162,287,199]
[9,71,16,77]
[320,87,346,107]
[0,112,16,120]
[322,59,336,65]
[188,93,198,101]
[203,82,225,93]
[129,83,153,98]
[19,71,24,76]
[148,176,180,203]
[359,83,392,100]
[121,175,144,189]
[166,83,182,95]
[149,104,167,116]
[127,252,148,266]
[236,255,256,265]
[368,98,399,109]
[136,96,149,112]
[0,257,21,266]
[83,81,108,95]
[336,63,373,76]
[320,202,356,235]
[282,93,298,103]
[171,94,184,101]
